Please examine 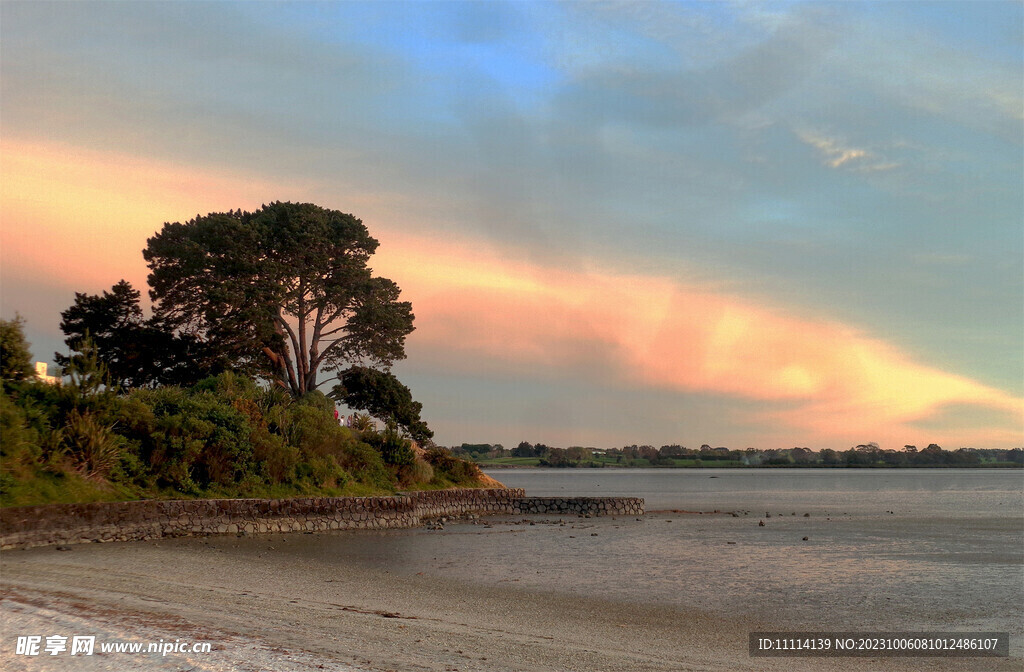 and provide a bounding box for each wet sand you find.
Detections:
[1,524,1018,672]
